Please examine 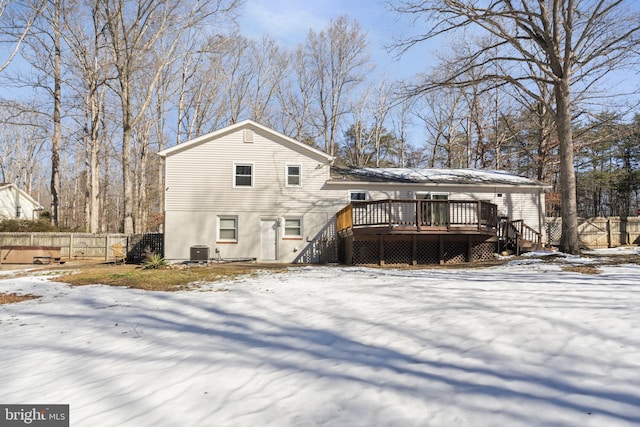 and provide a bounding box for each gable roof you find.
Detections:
[330,167,548,188]
[157,119,334,162]
[0,183,43,208]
